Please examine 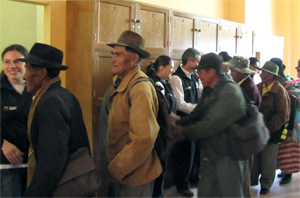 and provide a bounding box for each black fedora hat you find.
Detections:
[107,30,151,58]
[18,43,68,70]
